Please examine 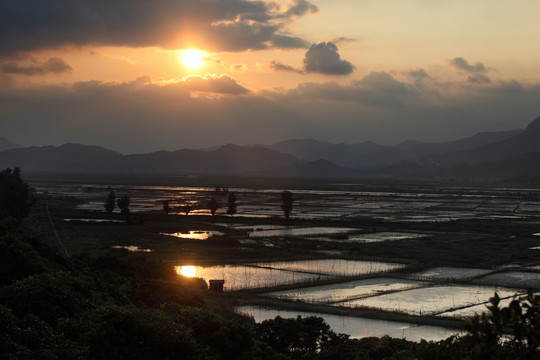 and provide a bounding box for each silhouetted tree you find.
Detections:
[281,190,294,219]
[256,315,347,359]
[104,190,116,214]
[163,200,171,215]
[0,167,32,223]
[117,195,130,215]
[227,193,237,216]
[207,198,219,216]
